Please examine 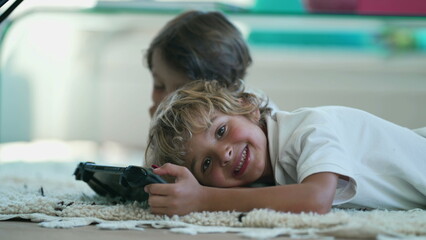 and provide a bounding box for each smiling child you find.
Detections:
[144,80,426,216]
